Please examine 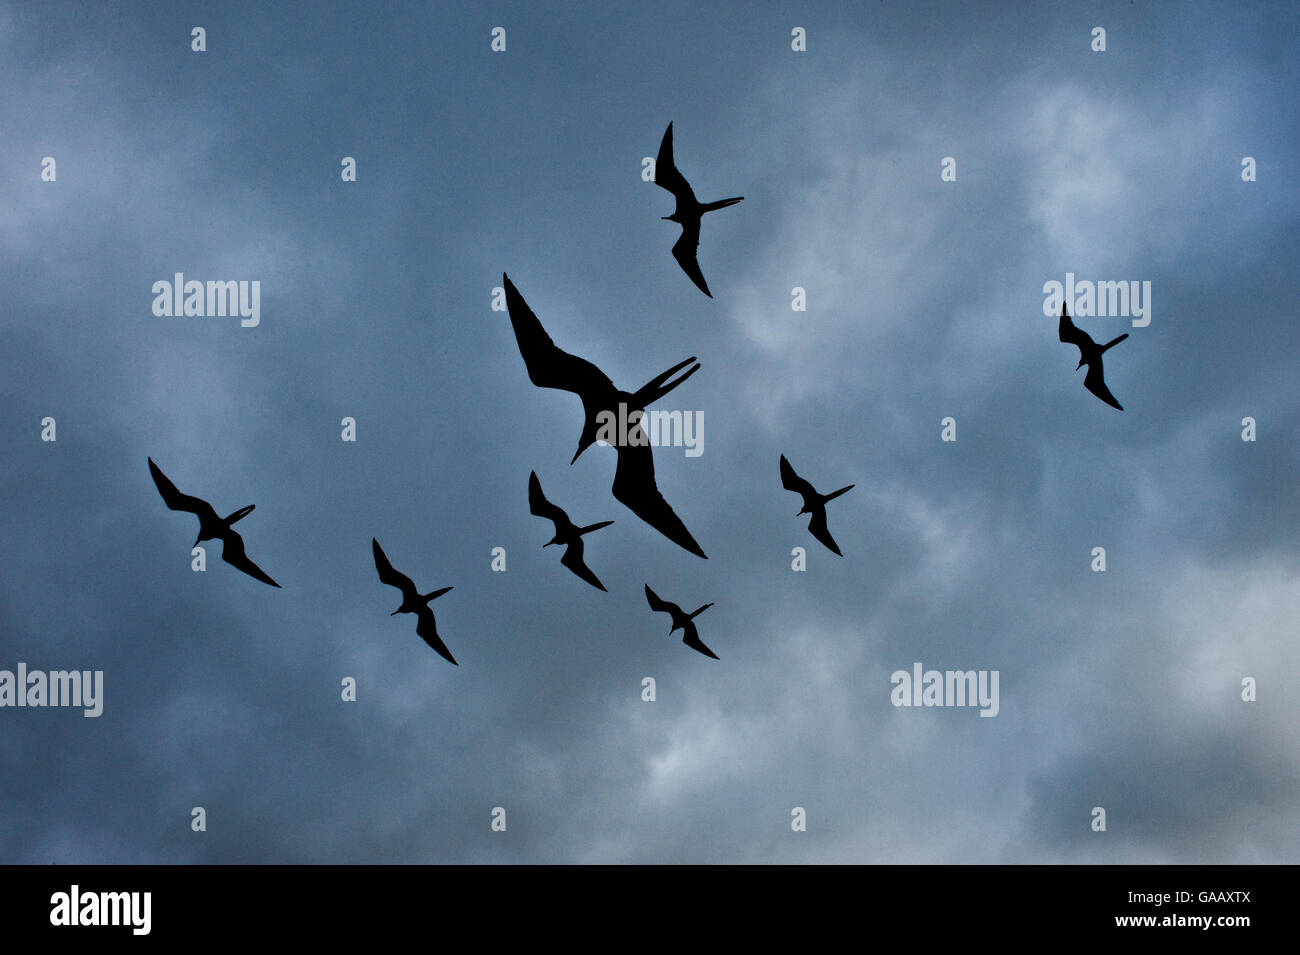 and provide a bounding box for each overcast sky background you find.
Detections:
[2,0,1298,863]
